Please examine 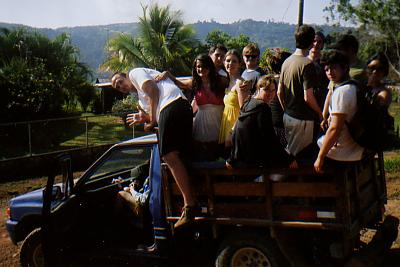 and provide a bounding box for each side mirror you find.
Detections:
[51,186,62,200]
